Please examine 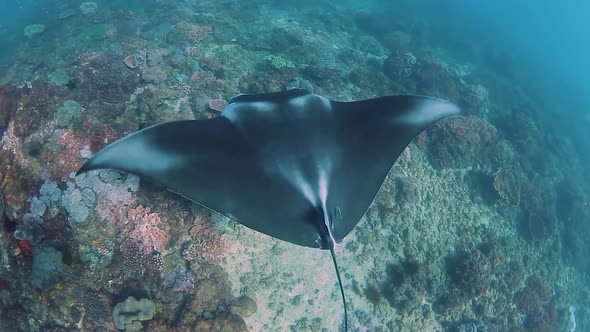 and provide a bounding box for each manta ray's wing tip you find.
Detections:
[420,95,461,117]
[391,95,461,127]
[76,158,98,176]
